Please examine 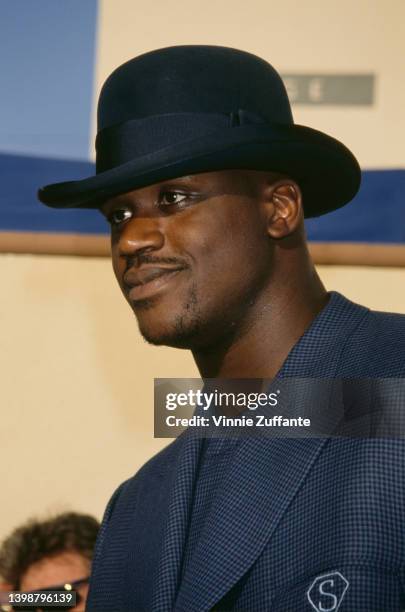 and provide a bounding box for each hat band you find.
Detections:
[95,110,267,173]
